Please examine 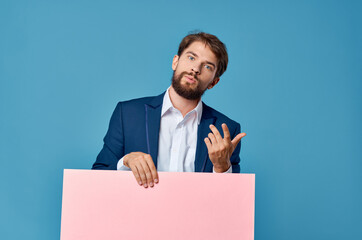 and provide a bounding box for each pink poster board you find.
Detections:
[61,169,255,240]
